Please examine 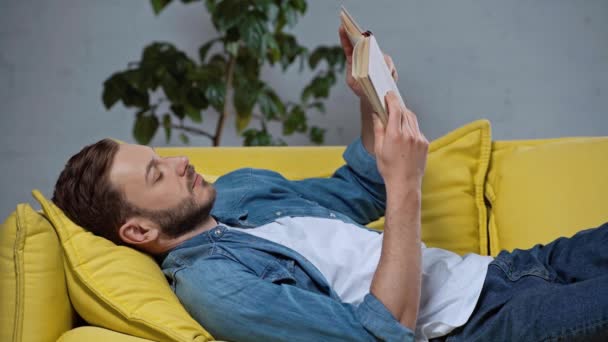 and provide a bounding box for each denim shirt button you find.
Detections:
[275,211,282,216]
[329,212,336,218]
[214,229,222,236]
